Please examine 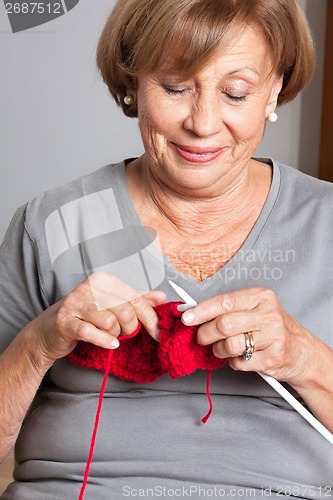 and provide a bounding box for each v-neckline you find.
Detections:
[113,158,281,293]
